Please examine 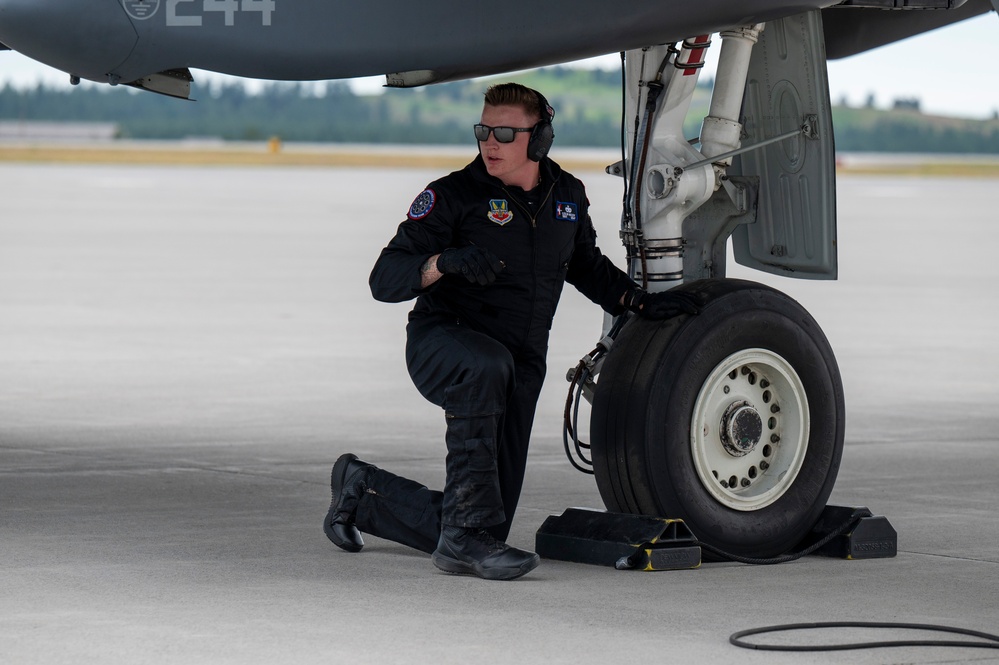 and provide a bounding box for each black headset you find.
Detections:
[527,89,555,162]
